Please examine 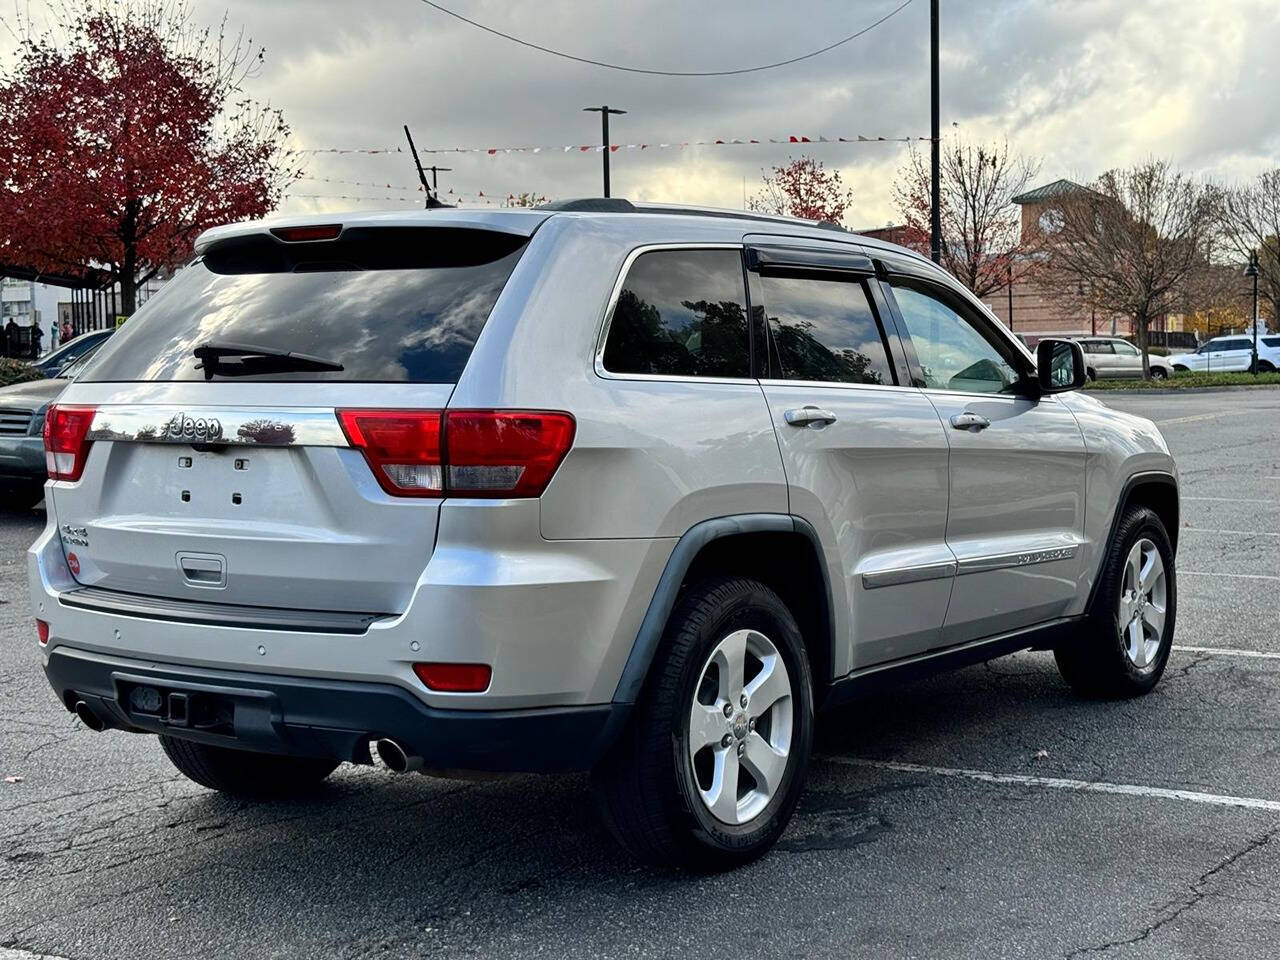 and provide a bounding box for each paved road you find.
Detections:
[2,389,1279,959]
